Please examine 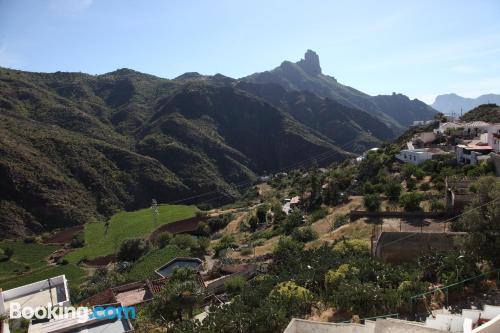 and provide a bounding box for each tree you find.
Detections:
[248,215,259,231]
[3,247,14,260]
[268,281,313,315]
[282,211,304,234]
[430,198,444,212]
[117,238,149,262]
[256,205,268,224]
[171,234,197,251]
[143,273,205,323]
[224,276,246,296]
[156,232,173,248]
[291,227,318,243]
[399,192,424,212]
[325,264,359,293]
[333,239,370,256]
[454,177,500,265]
[364,193,381,212]
[331,214,349,230]
[214,235,237,256]
[384,179,402,201]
